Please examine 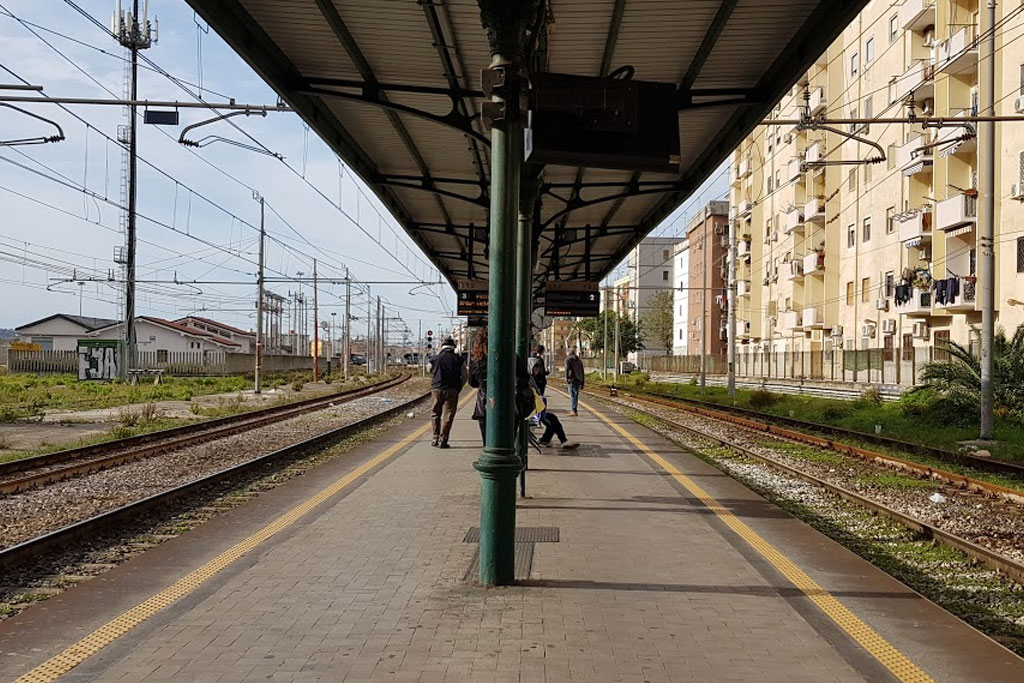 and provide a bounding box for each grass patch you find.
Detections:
[757,439,845,465]
[856,473,936,490]
[592,372,1024,463]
